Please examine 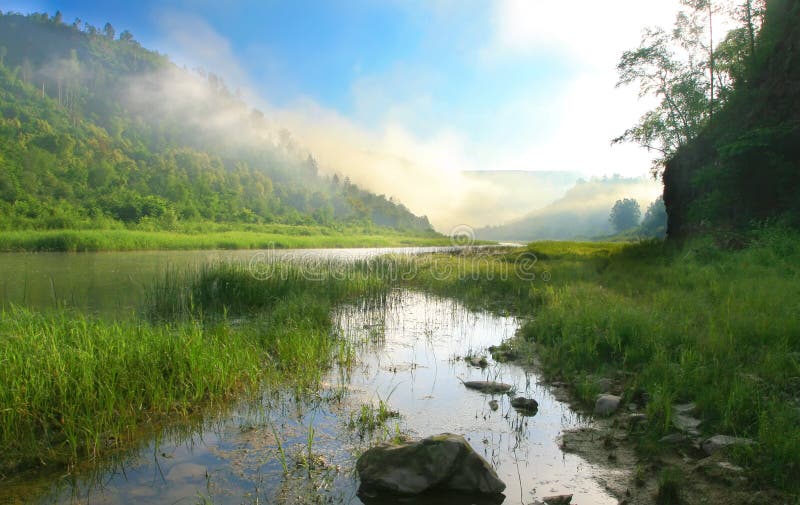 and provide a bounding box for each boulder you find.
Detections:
[510,396,539,414]
[356,433,506,496]
[594,394,621,416]
[463,381,513,394]
[488,399,499,411]
[701,435,756,456]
